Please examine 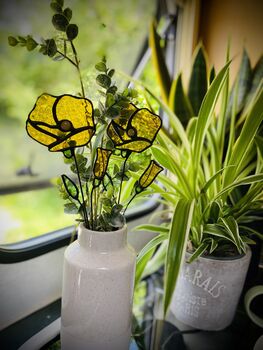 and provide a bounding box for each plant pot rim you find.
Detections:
[78,223,127,235]
[186,245,251,262]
